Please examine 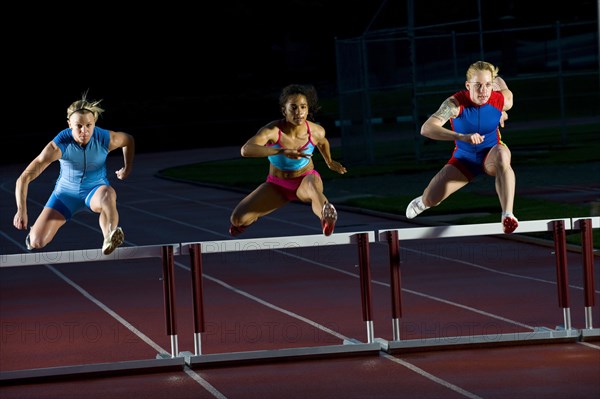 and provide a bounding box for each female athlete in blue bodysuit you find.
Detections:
[229,84,347,237]
[14,94,135,254]
[406,61,518,233]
